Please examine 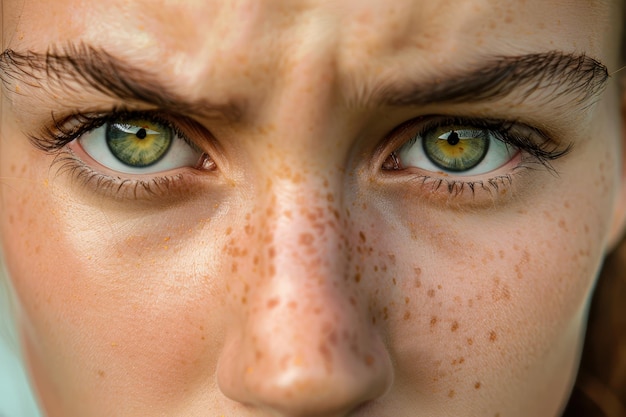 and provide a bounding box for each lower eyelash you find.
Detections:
[397,157,546,208]
[50,152,185,201]
[410,172,516,198]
